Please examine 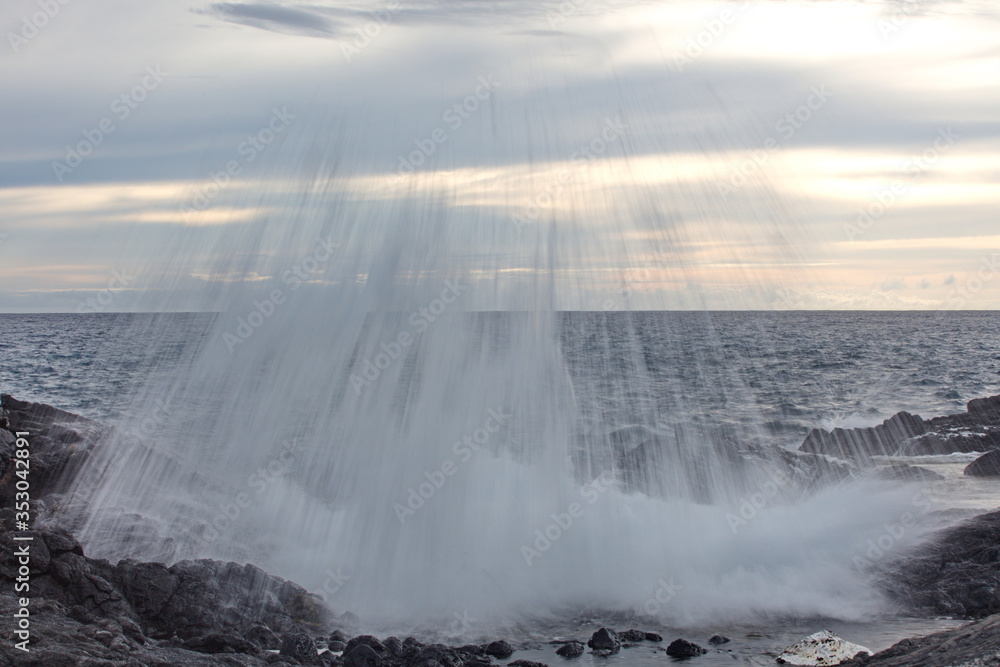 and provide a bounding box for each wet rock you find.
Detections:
[665,638,707,658]
[965,450,1000,477]
[508,661,549,667]
[485,639,515,657]
[343,643,383,667]
[280,632,322,665]
[619,628,647,642]
[411,643,464,667]
[555,641,585,658]
[587,627,620,650]
[344,634,385,655]
[799,411,927,461]
[776,630,870,665]
[246,624,282,650]
[968,395,1000,419]
[184,633,262,655]
[382,635,403,656]
[882,509,1000,618]
[844,613,1000,666]
[708,634,730,644]
[644,631,663,642]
